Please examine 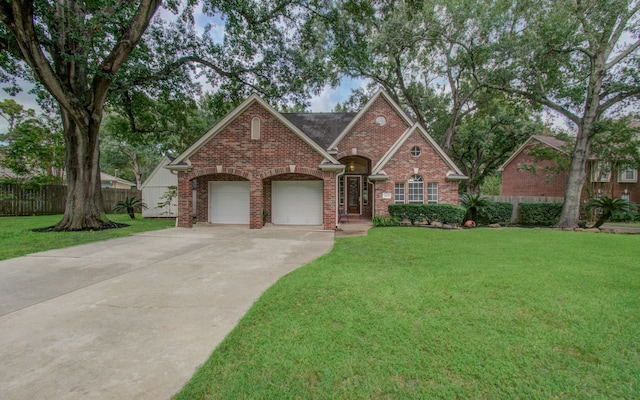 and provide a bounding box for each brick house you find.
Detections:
[500,132,640,203]
[166,90,467,230]
[499,135,570,197]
